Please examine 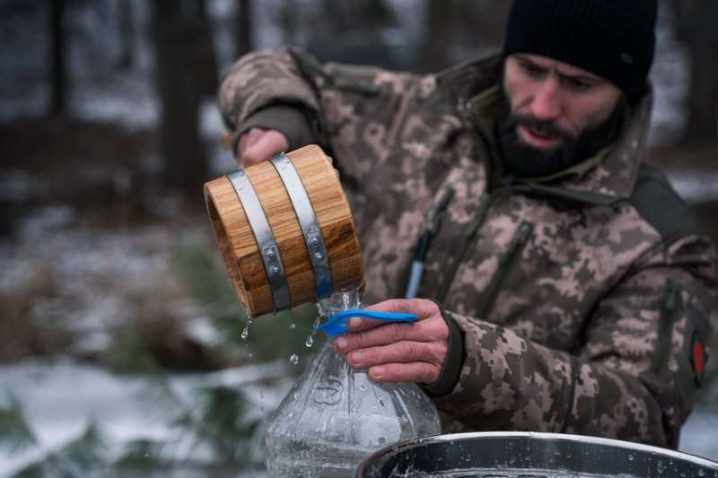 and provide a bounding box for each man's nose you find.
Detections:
[530,77,562,121]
